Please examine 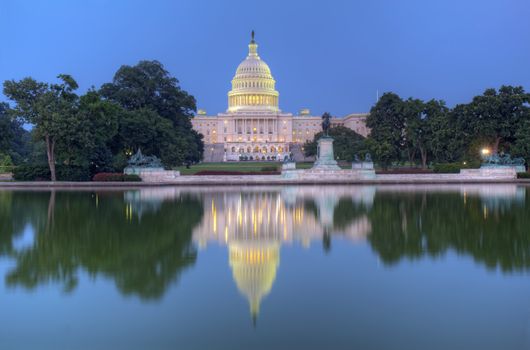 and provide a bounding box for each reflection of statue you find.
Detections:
[321,112,332,136]
[127,149,163,168]
[354,154,360,163]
